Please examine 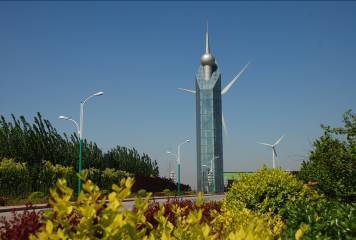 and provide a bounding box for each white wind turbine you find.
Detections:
[257,135,284,169]
[178,62,250,135]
